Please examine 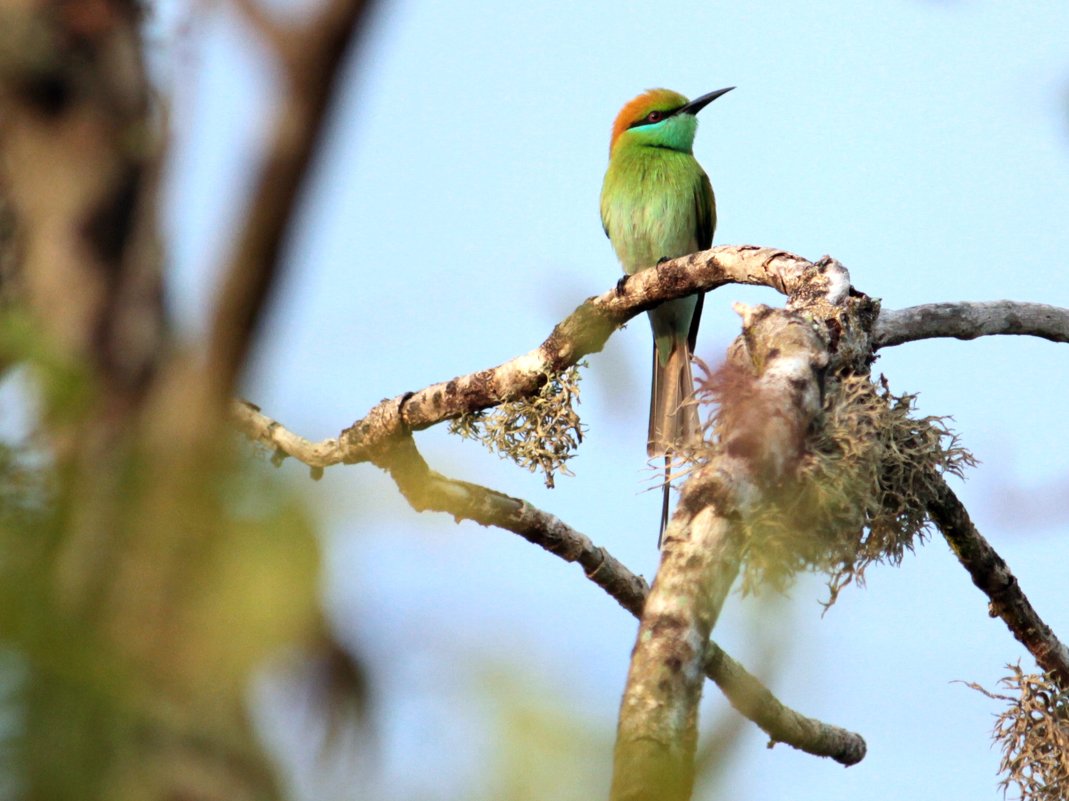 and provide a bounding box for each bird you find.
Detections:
[599,86,733,543]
